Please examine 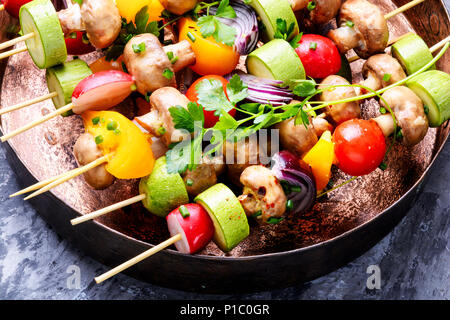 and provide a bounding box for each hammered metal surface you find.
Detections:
[0,0,449,259]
